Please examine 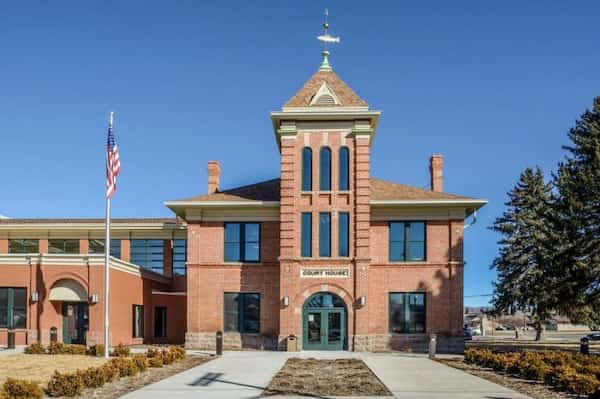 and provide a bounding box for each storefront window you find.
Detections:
[223,293,260,333]
[0,288,27,329]
[389,292,426,333]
